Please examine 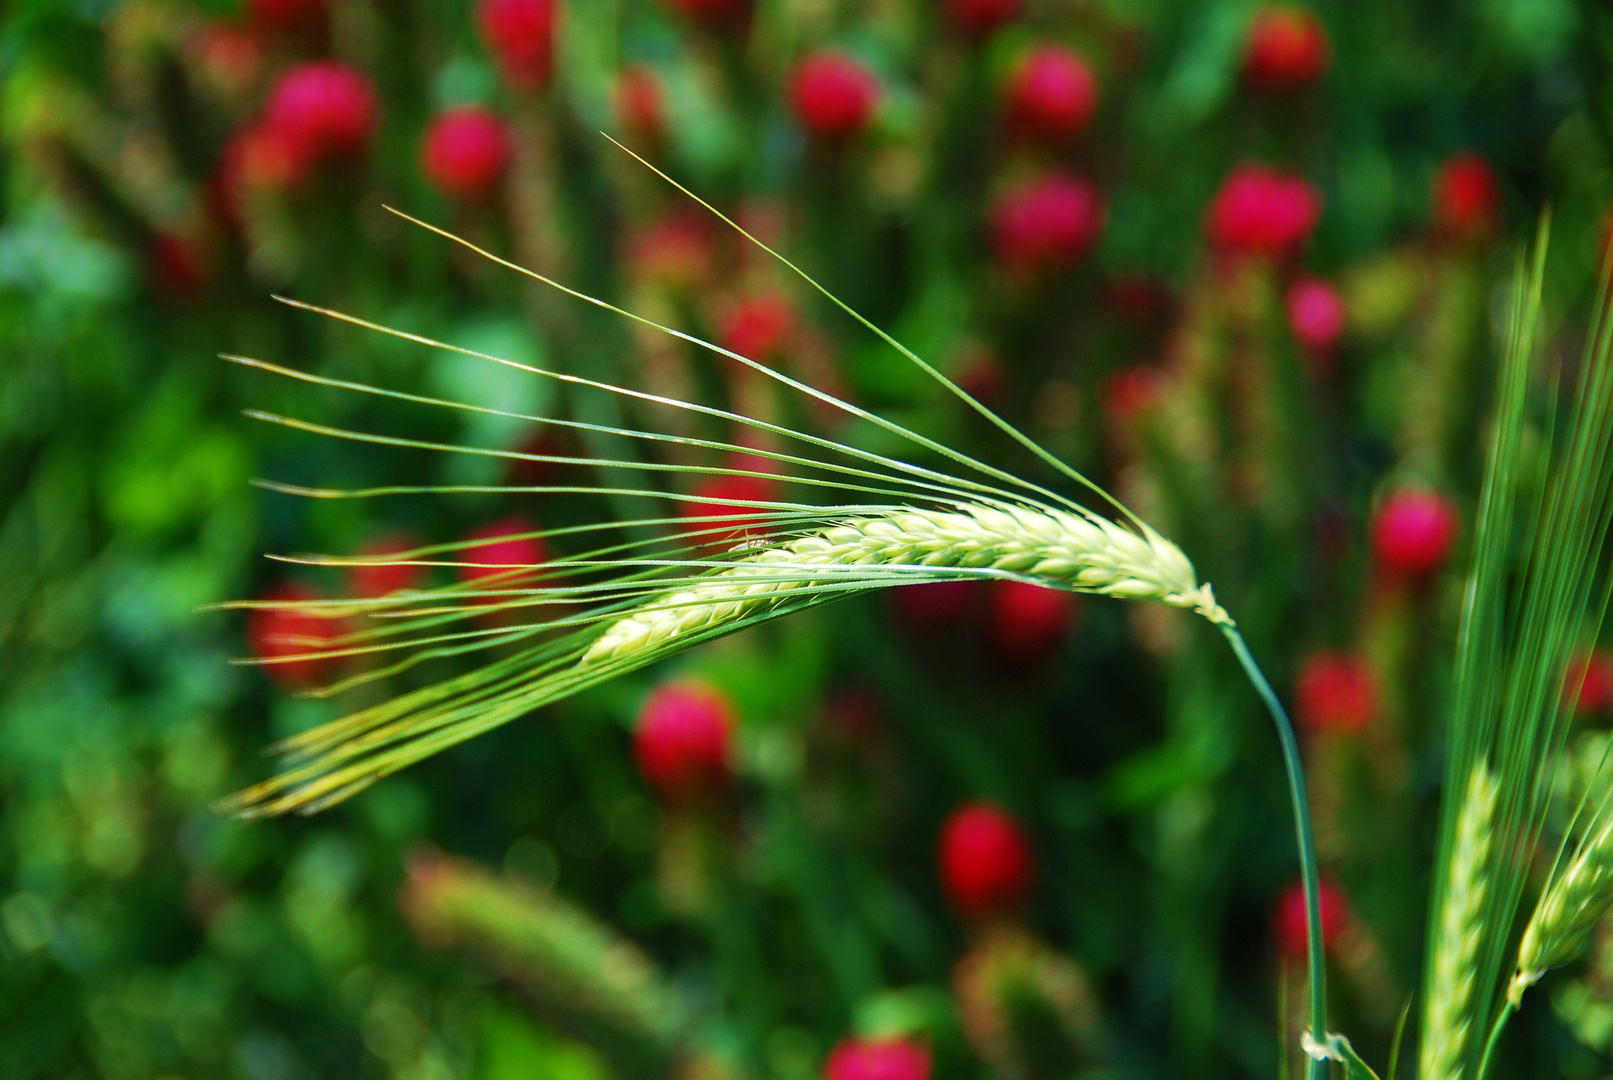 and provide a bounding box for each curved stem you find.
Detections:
[1221,625,1330,1080]
[1475,998,1516,1080]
